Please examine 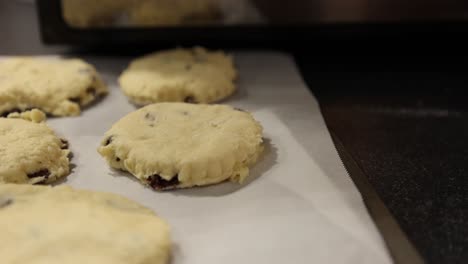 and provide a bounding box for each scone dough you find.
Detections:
[98,103,263,190]
[62,0,220,28]
[129,0,221,26]
[118,47,237,105]
[0,57,107,117]
[62,0,133,28]
[0,184,171,264]
[0,109,71,184]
